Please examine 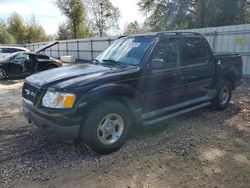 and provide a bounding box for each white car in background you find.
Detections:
[0,46,30,59]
